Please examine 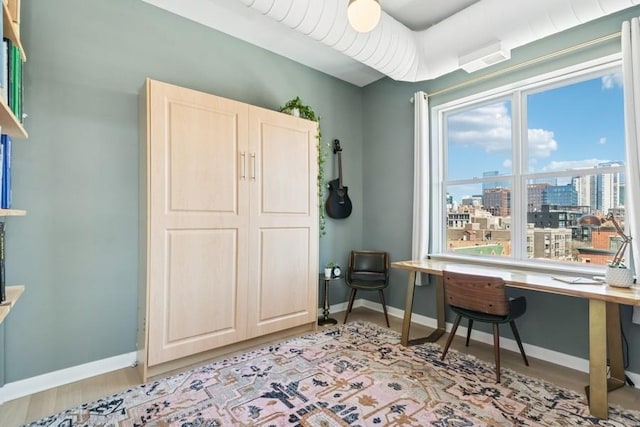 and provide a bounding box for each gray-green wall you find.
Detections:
[4,0,363,383]
[3,0,640,386]
[361,7,640,374]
